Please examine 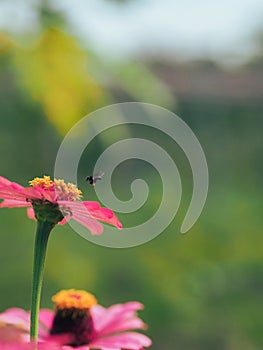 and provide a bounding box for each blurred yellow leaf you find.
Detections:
[13,28,104,135]
[0,32,13,55]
